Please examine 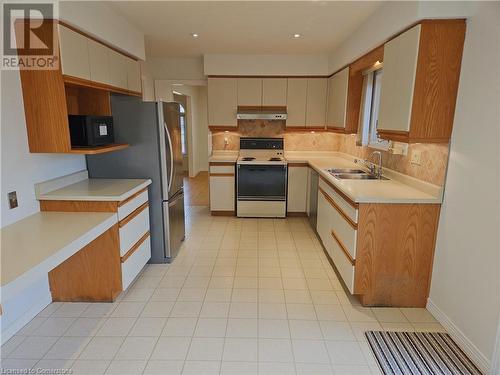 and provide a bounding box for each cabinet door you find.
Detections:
[286,78,307,127]
[208,78,238,127]
[326,67,349,129]
[108,50,129,90]
[127,59,142,93]
[59,25,90,80]
[263,78,287,106]
[378,24,421,133]
[237,78,262,106]
[316,191,333,256]
[210,176,235,211]
[306,78,328,128]
[287,166,308,213]
[88,39,110,85]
